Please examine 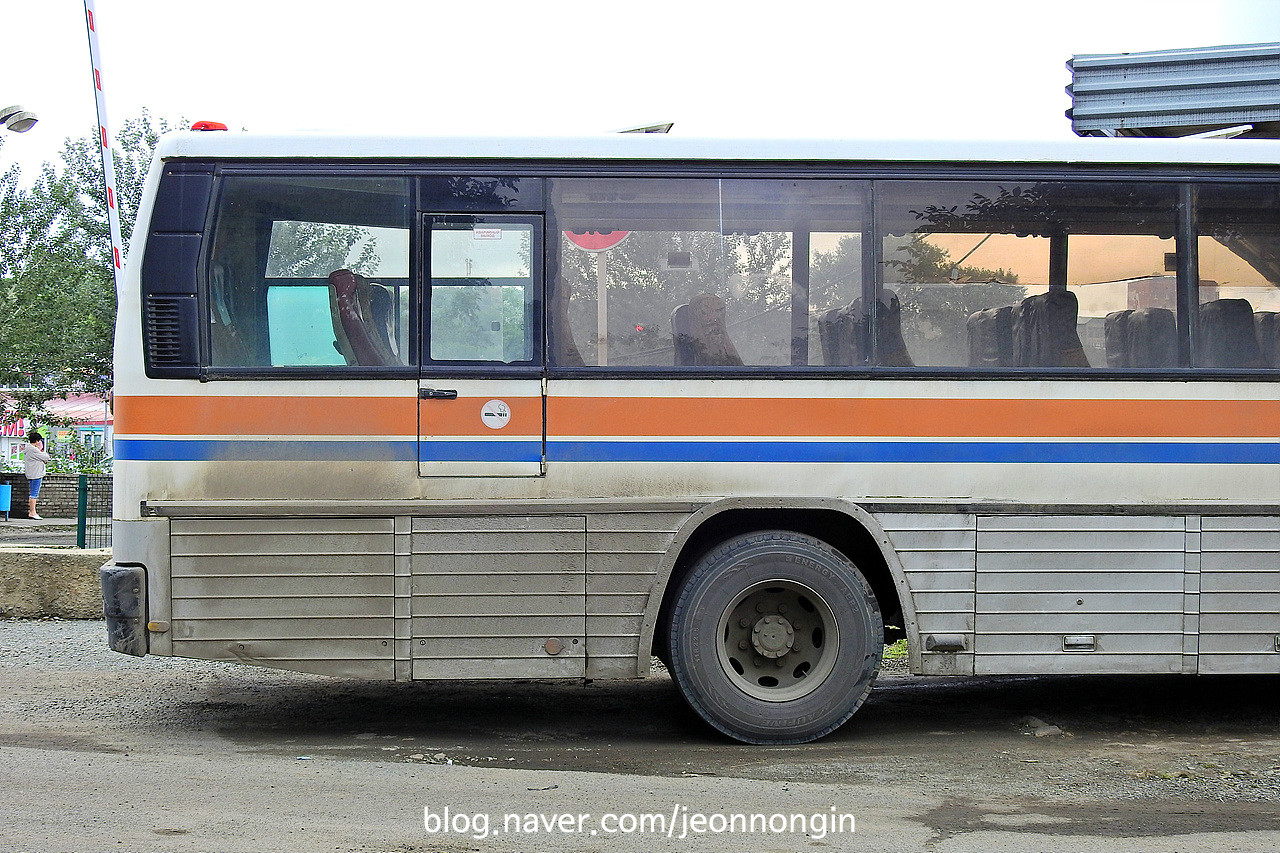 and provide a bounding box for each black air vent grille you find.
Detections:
[144,294,198,373]
[145,296,183,363]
